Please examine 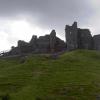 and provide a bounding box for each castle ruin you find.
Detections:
[2,22,100,56]
[65,22,93,50]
